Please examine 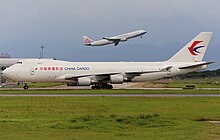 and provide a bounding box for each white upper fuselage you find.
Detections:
[2,59,207,83]
[87,30,147,46]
